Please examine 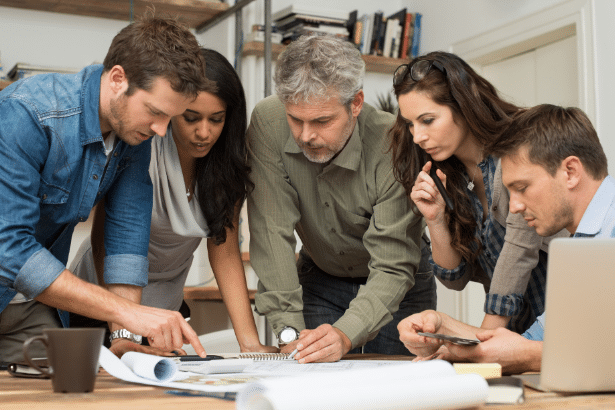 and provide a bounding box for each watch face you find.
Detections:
[279,327,298,344]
